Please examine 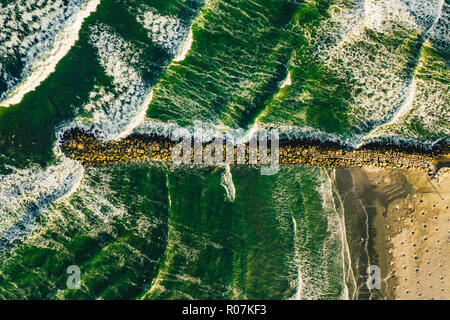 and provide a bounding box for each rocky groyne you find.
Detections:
[60,128,449,175]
